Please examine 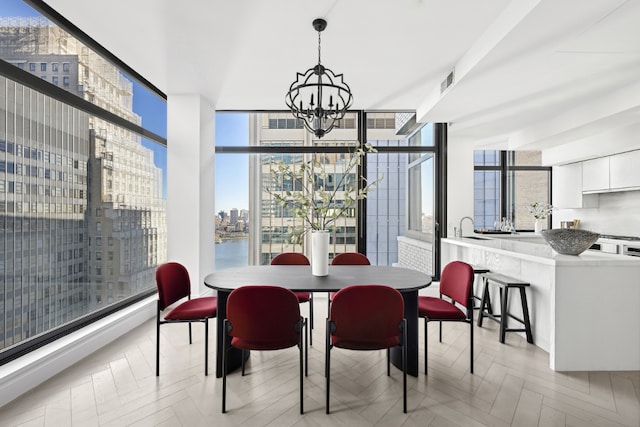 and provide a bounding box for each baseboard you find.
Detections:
[0,296,156,408]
